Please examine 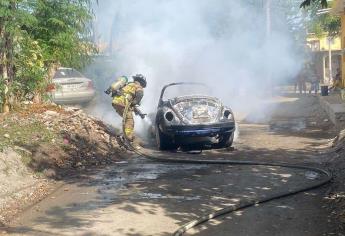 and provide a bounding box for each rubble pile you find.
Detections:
[2,104,124,176]
[39,106,121,167]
